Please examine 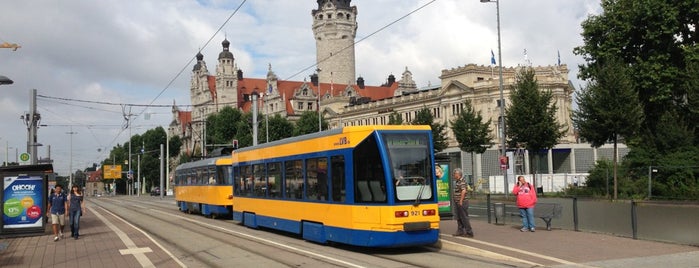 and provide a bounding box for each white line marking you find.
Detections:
[90,207,155,267]
[95,207,188,268]
[440,239,543,266]
[120,247,154,255]
[151,210,366,268]
[440,234,594,267]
